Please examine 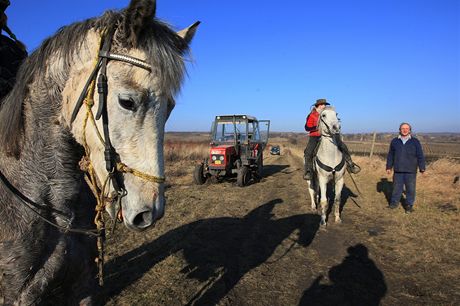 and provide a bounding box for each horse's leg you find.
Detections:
[334,176,344,223]
[307,180,317,211]
[318,176,328,226]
